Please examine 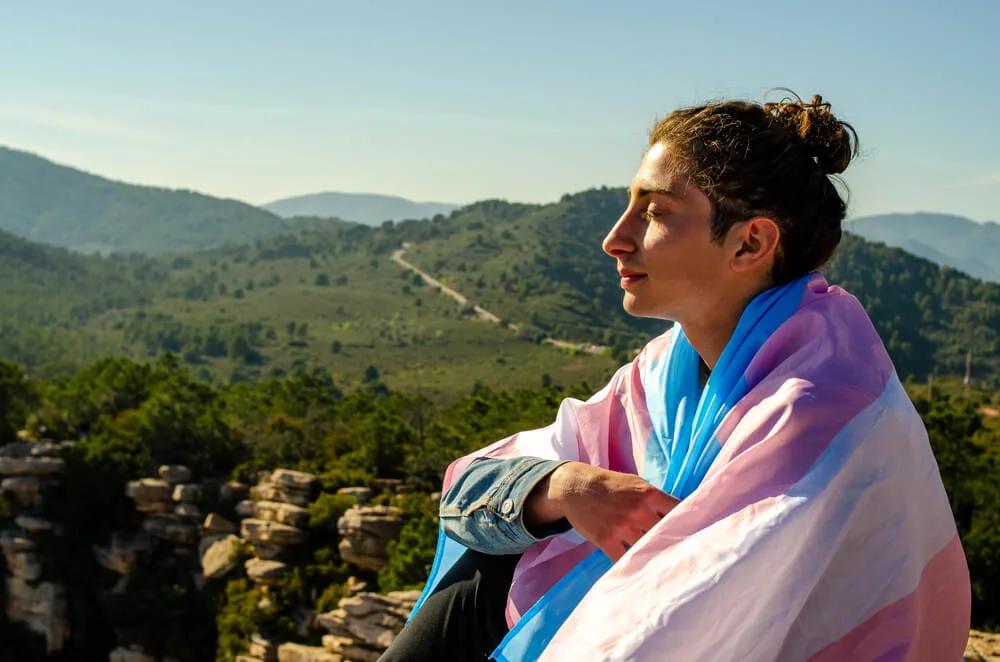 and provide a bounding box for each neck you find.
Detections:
[680,288,761,370]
